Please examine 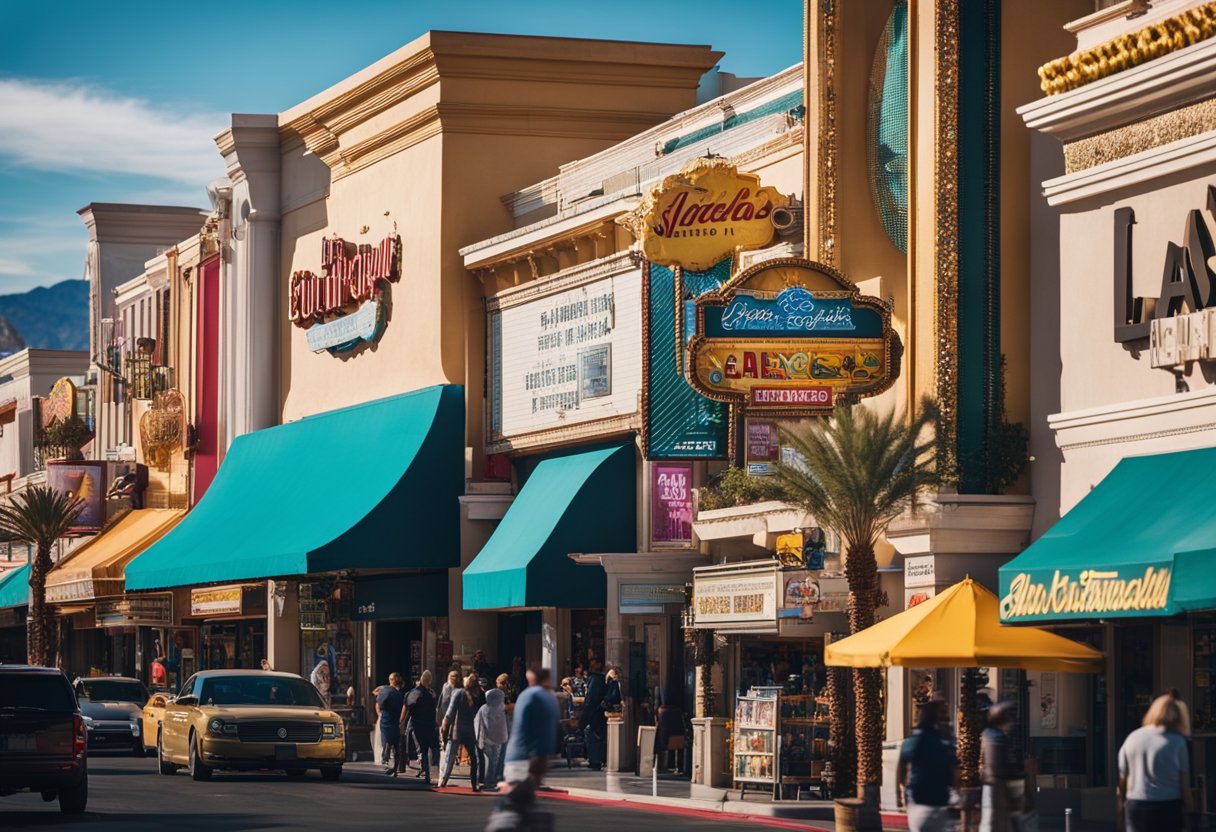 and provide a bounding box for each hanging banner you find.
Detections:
[651,462,693,546]
[687,258,896,415]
